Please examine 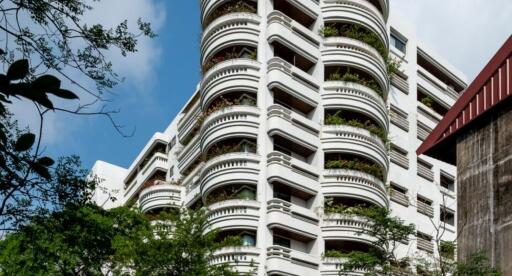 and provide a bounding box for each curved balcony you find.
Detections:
[321,257,366,276]
[206,199,260,231]
[322,125,388,176]
[201,13,261,64]
[177,134,201,171]
[201,106,260,151]
[267,199,319,240]
[322,81,387,130]
[139,183,183,214]
[200,152,260,197]
[267,57,320,108]
[267,246,319,276]
[321,214,376,245]
[267,10,319,64]
[267,151,320,196]
[322,169,388,208]
[201,59,261,109]
[267,104,319,151]
[322,0,389,49]
[322,38,388,96]
[211,246,260,274]
[178,98,201,143]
